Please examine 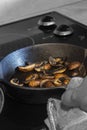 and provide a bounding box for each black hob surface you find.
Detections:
[0,11,87,130]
